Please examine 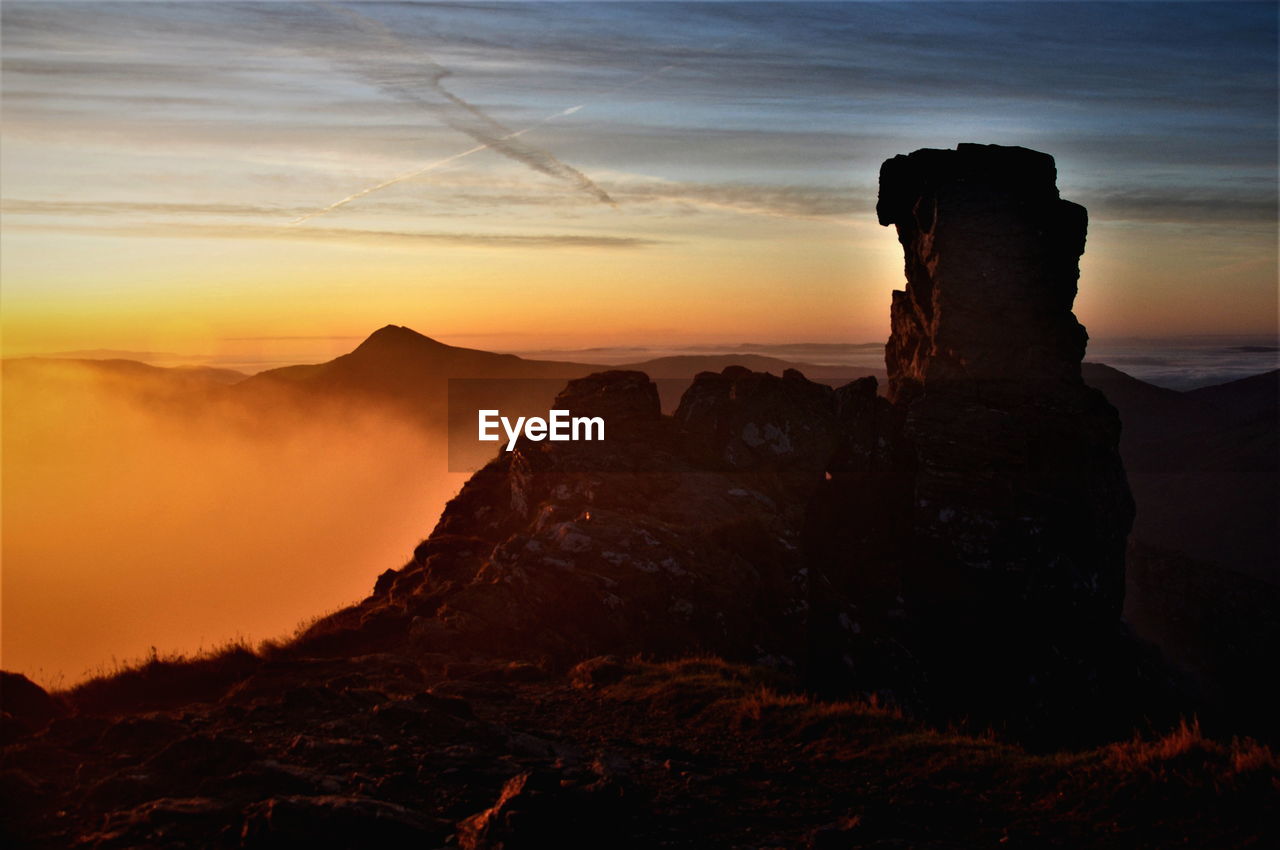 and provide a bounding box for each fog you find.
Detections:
[1,359,466,688]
